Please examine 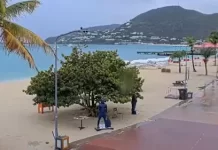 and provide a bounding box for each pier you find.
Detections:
[137,51,202,56]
